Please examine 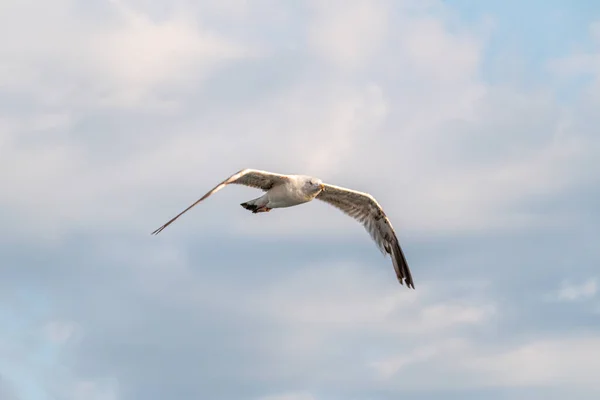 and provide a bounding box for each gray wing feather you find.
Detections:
[151,169,289,235]
[316,184,414,289]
